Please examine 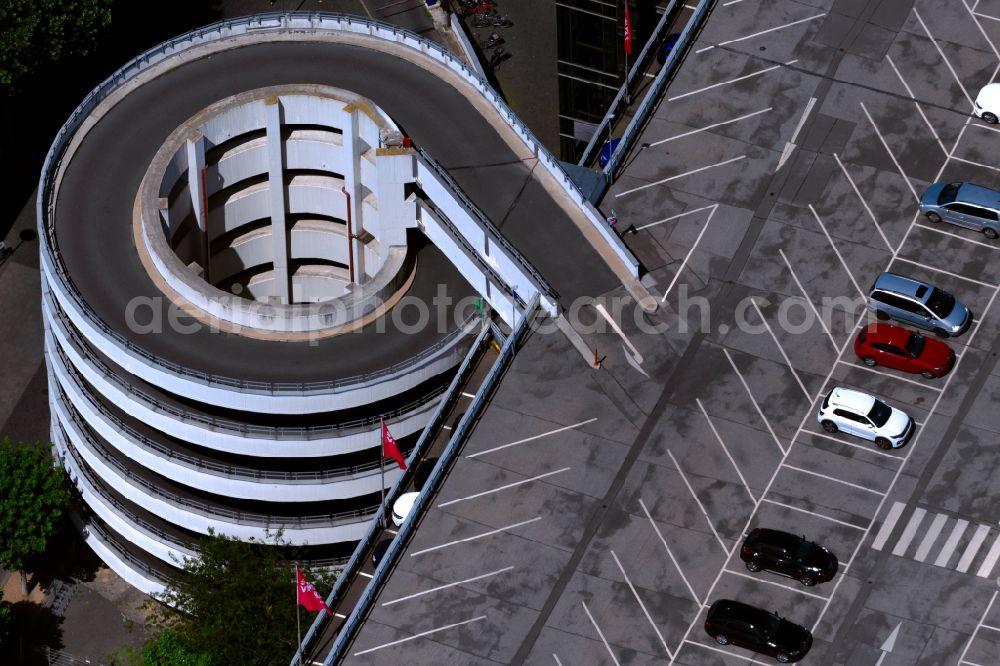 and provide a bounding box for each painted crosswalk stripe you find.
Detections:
[892,508,926,556]
[957,525,992,573]
[914,514,948,562]
[934,520,969,567]
[872,501,906,551]
[977,532,1000,578]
